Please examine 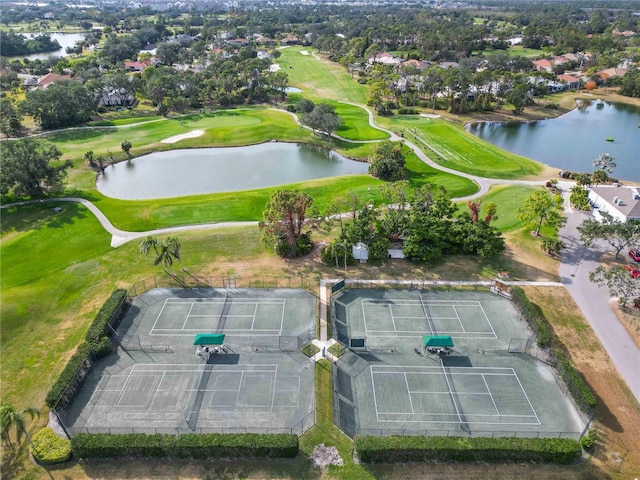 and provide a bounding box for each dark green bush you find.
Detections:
[45,342,91,408]
[85,289,129,344]
[355,436,581,464]
[72,433,299,459]
[397,107,419,115]
[90,336,113,359]
[511,287,553,348]
[555,351,597,409]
